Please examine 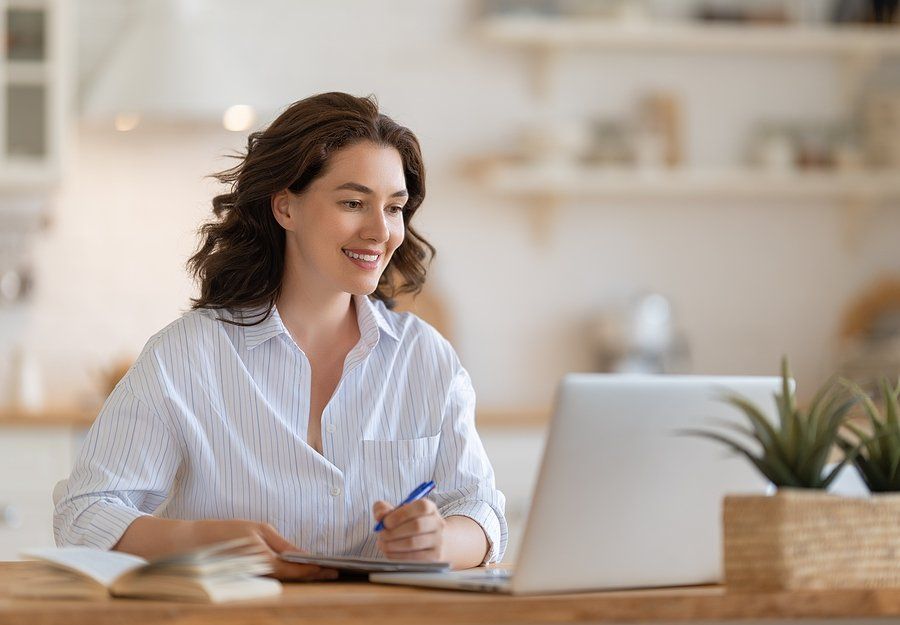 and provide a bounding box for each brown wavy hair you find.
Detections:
[188,92,434,324]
